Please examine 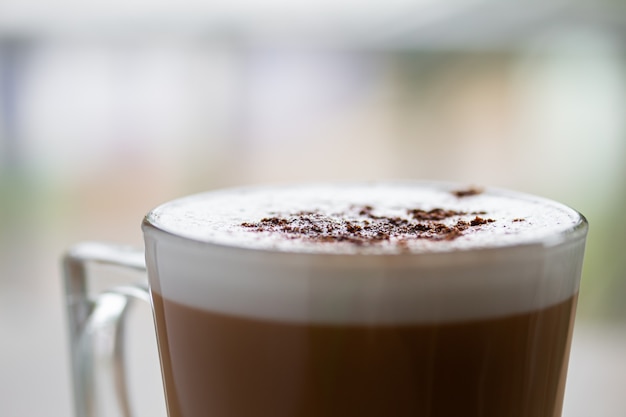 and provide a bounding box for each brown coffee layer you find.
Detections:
[153,292,576,417]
